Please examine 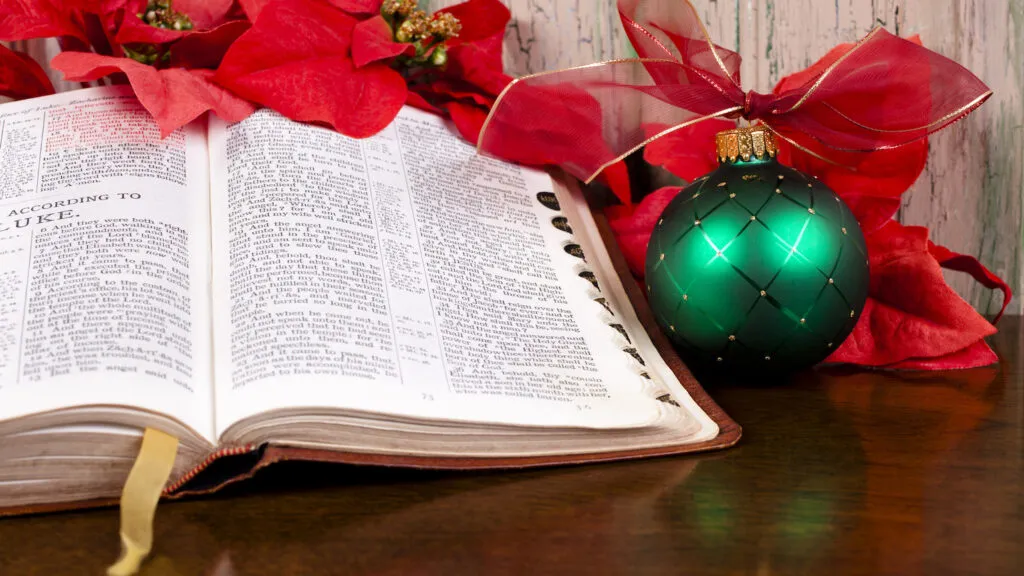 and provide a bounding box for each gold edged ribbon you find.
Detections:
[475,0,993,184]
